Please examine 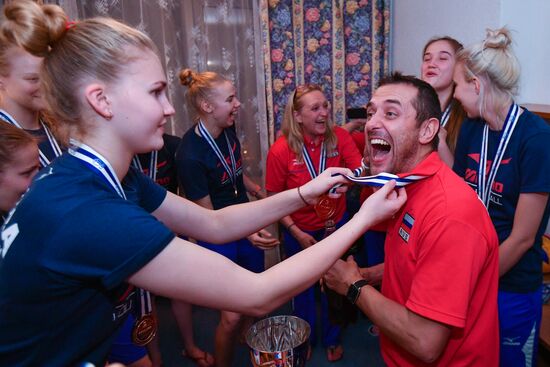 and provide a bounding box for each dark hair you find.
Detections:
[378,72,441,149]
